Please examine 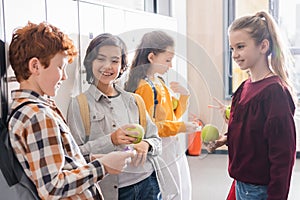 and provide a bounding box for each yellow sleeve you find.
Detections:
[135,80,186,137]
[155,121,186,137]
[173,94,190,119]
